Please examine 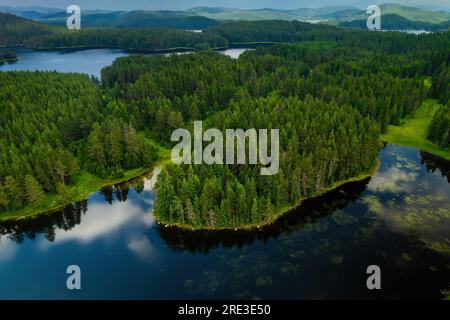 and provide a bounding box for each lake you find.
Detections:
[0,144,449,299]
[0,49,449,299]
[0,48,251,78]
